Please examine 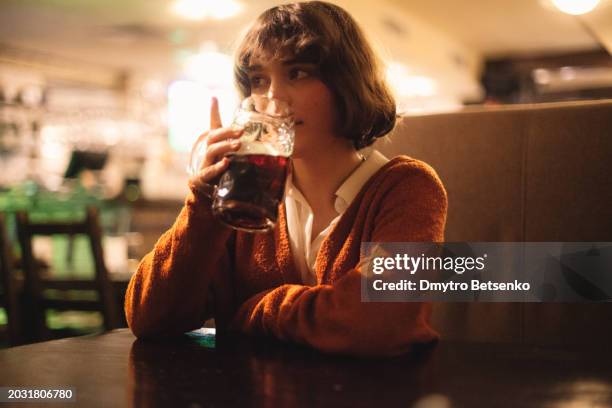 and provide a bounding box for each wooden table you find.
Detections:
[0,329,611,407]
